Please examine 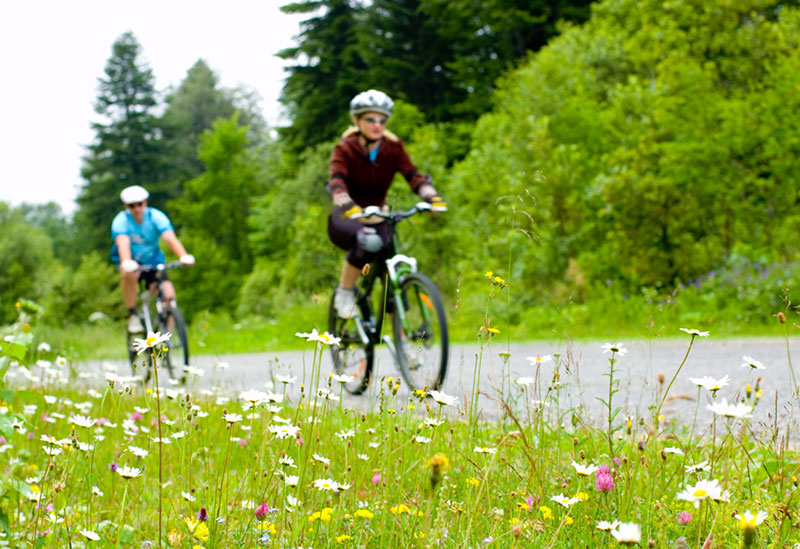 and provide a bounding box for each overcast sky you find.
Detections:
[0,1,304,215]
